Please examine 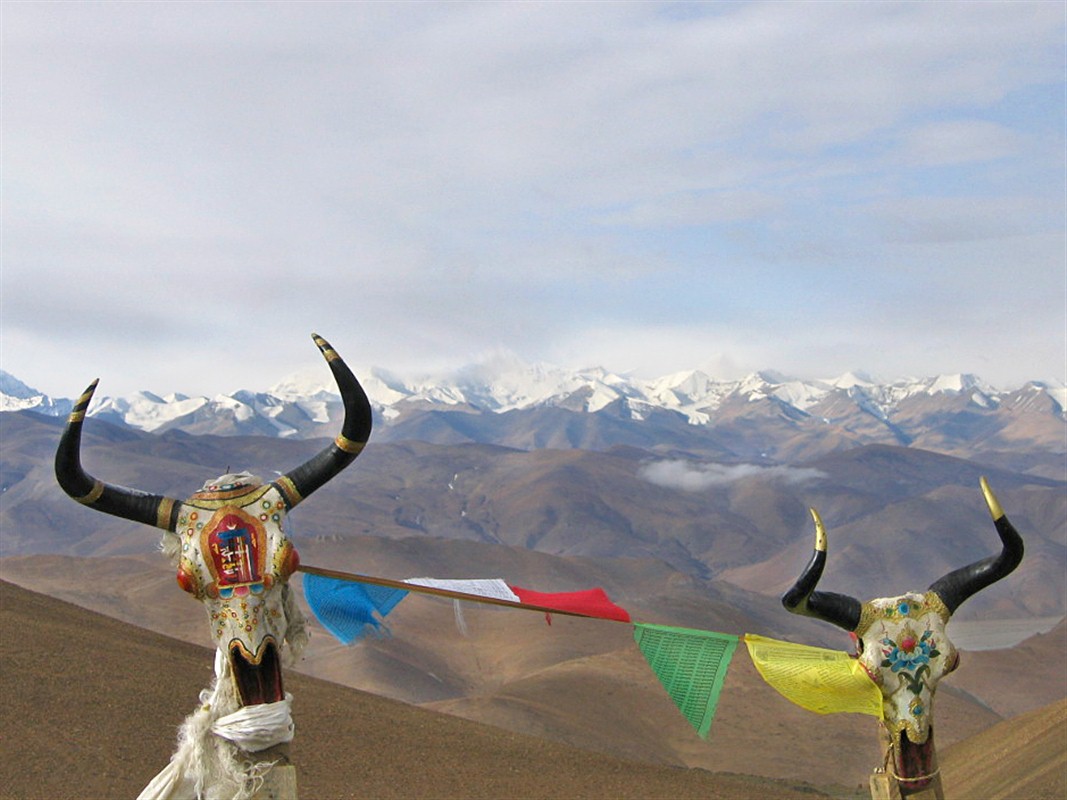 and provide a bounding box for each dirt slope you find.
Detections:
[0,580,830,800]
[2,553,1012,789]
[940,697,1067,800]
